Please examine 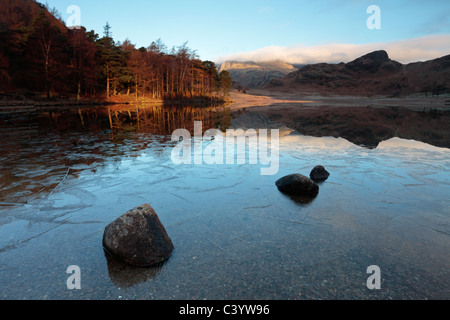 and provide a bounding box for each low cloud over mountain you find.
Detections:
[266,50,450,96]
[218,60,298,89]
[216,35,450,65]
